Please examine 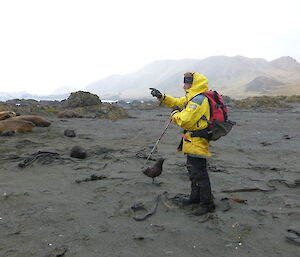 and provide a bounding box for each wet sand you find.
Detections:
[0,107,299,257]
